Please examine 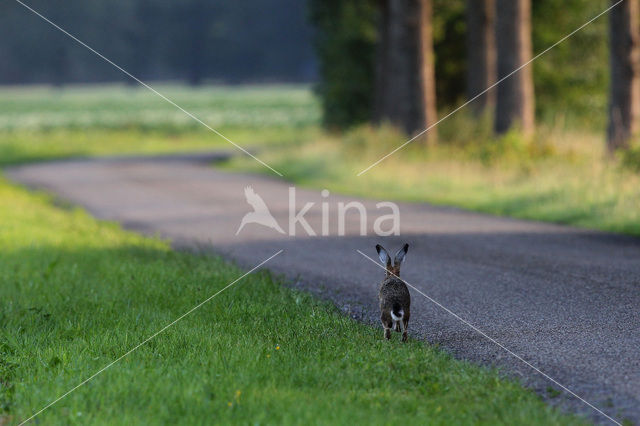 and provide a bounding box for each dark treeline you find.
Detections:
[0,0,316,85]
[310,0,622,145]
